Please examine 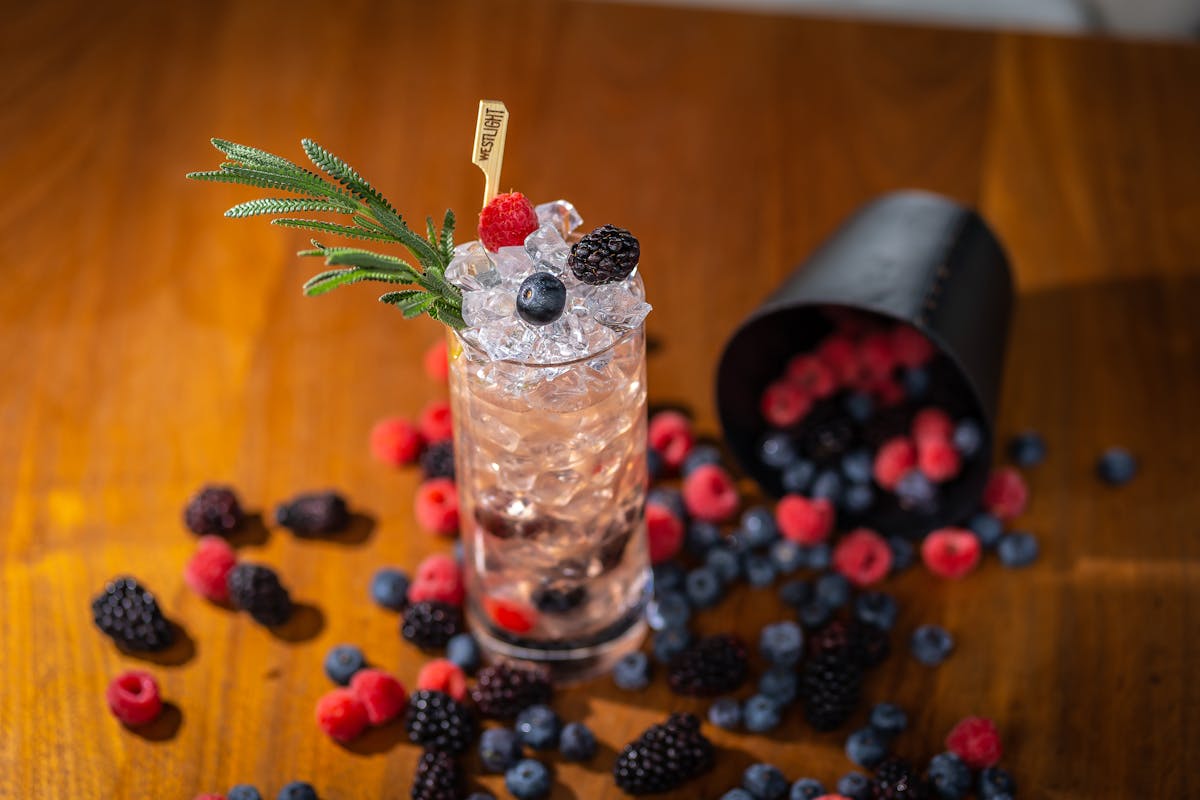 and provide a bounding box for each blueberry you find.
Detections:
[836,771,872,800]
[453,540,464,563]
[1097,447,1137,485]
[781,459,817,494]
[682,443,723,476]
[759,432,798,469]
[686,520,722,556]
[910,624,954,666]
[369,568,409,611]
[868,702,908,738]
[708,696,743,729]
[722,791,755,800]
[505,758,552,800]
[845,726,888,768]
[842,483,874,514]
[1007,430,1046,467]
[895,470,937,511]
[927,751,972,799]
[652,627,692,664]
[277,783,318,800]
[645,591,691,631]
[515,704,560,750]
[744,553,777,587]
[558,721,597,761]
[978,766,1018,798]
[789,778,827,800]
[997,531,1038,567]
[769,539,805,575]
[705,547,743,585]
[810,469,843,503]
[841,449,874,484]
[743,694,782,733]
[323,644,366,686]
[967,511,1005,549]
[843,391,874,423]
[612,651,651,690]
[953,419,984,458]
[647,448,665,482]
[901,366,930,399]
[446,632,481,675]
[854,592,898,630]
[804,542,832,570]
[228,787,262,800]
[797,598,833,629]
[815,572,850,609]
[743,763,788,800]
[647,487,687,522]
[685,566,725,609]
[757,666,799,705]
[515,272,566,326]
[759,621,804,667]
[466,794,497,800]
[652,560,687,593]
[778,579,812,609]
[741,506,780,548]
[479,727,523,773]
[888,536,916,572]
